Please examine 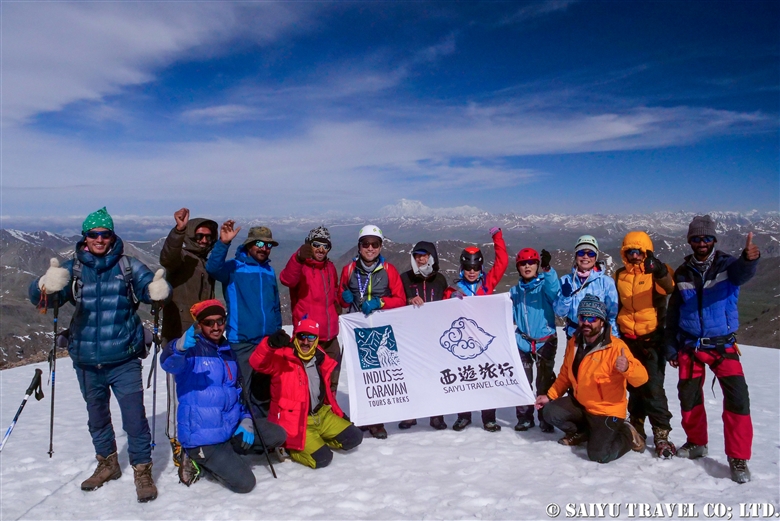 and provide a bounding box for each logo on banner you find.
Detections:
[439,317,496,360]
[354,326,409,407]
